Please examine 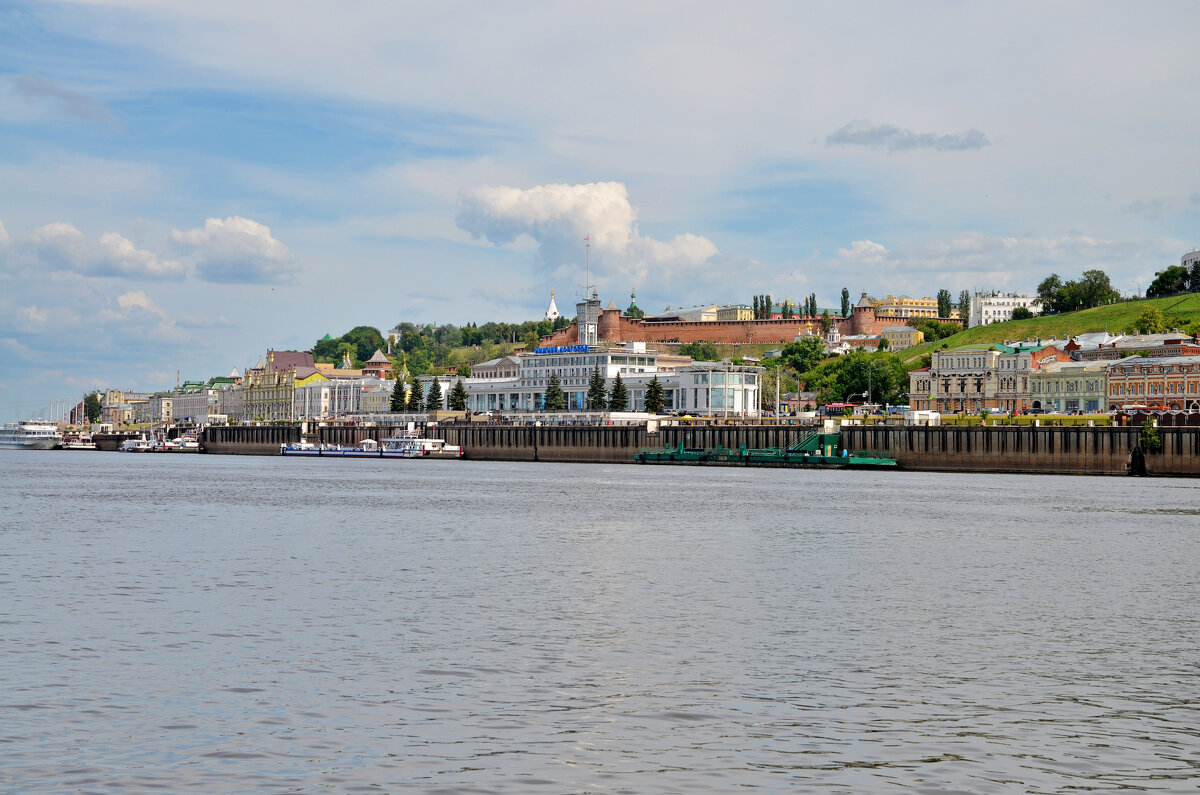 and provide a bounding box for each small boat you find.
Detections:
[62,433,97,450]
[118,436,156,452]
[161,435,201,452]
[0,420,63,450]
